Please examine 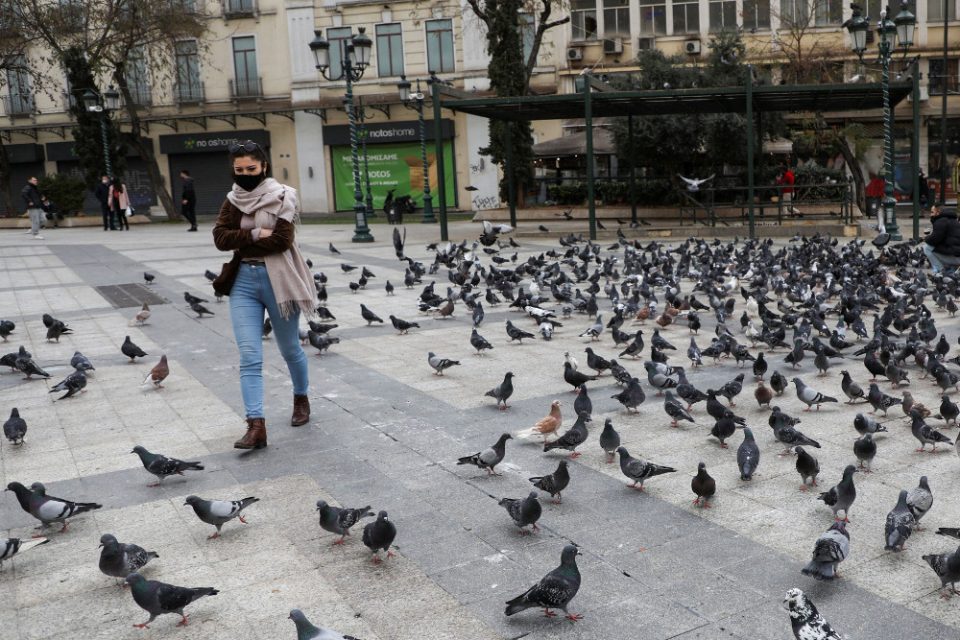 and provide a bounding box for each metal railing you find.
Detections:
[229,76,262,99]
[126,83,152,107]
[929,74,959,95]
[678,181,854,227]
[222,0,256,17]
[174,81,205,105]
[1,93,34,117]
